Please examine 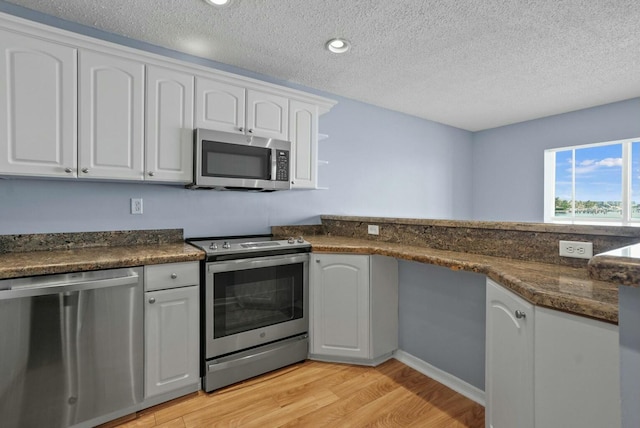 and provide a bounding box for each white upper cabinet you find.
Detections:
[0,29,77,178]
[195,77,289,140]
[246,89,288,140]
[146,65,194,183]
[0,13,336,184]
[288,100,318,189]
[195,77,245,134]
[79,49,145,180]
